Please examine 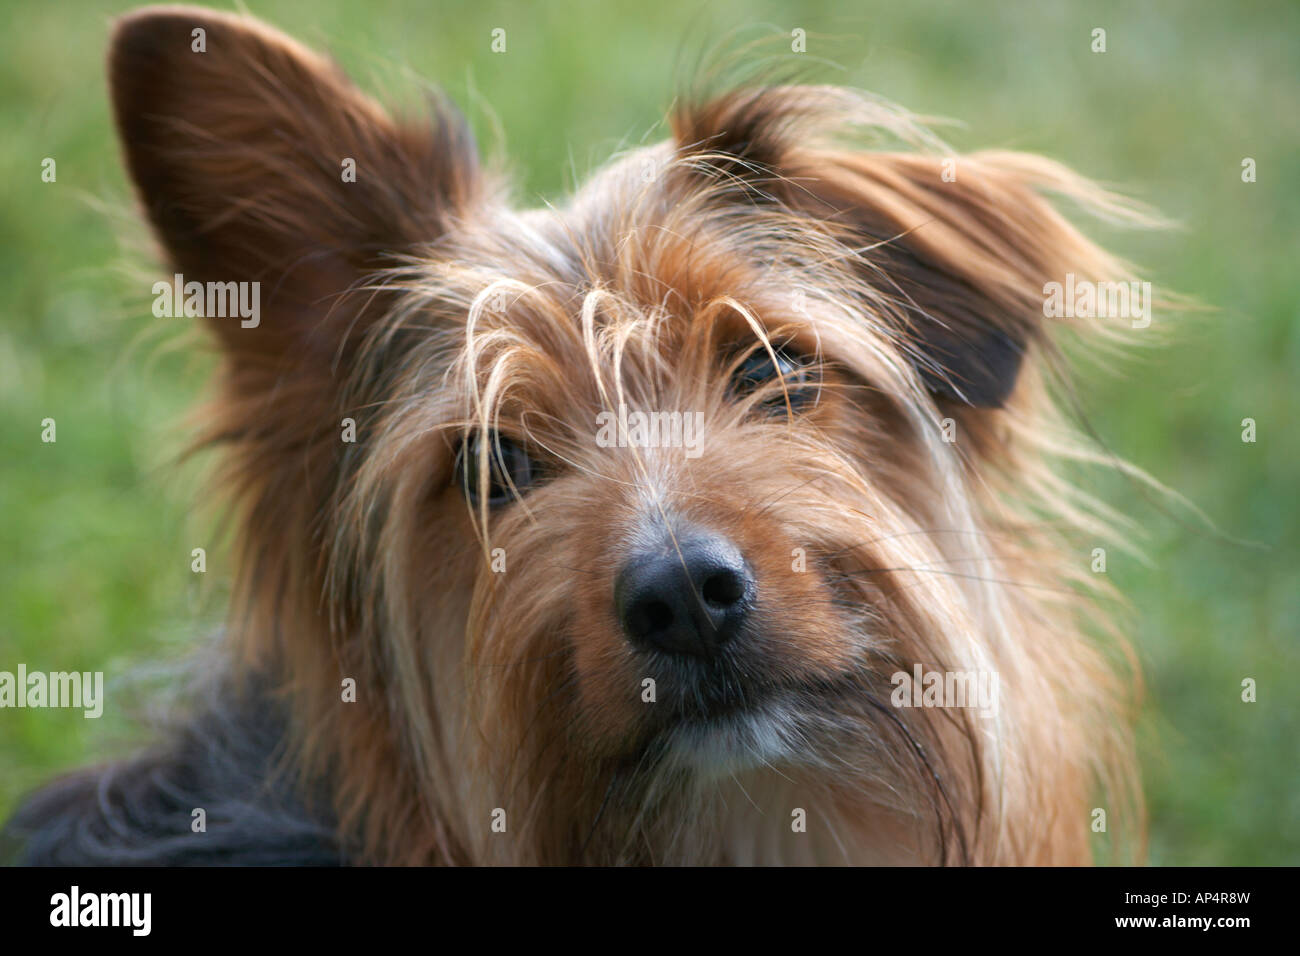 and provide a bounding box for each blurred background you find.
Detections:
[1,0,1296,863]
